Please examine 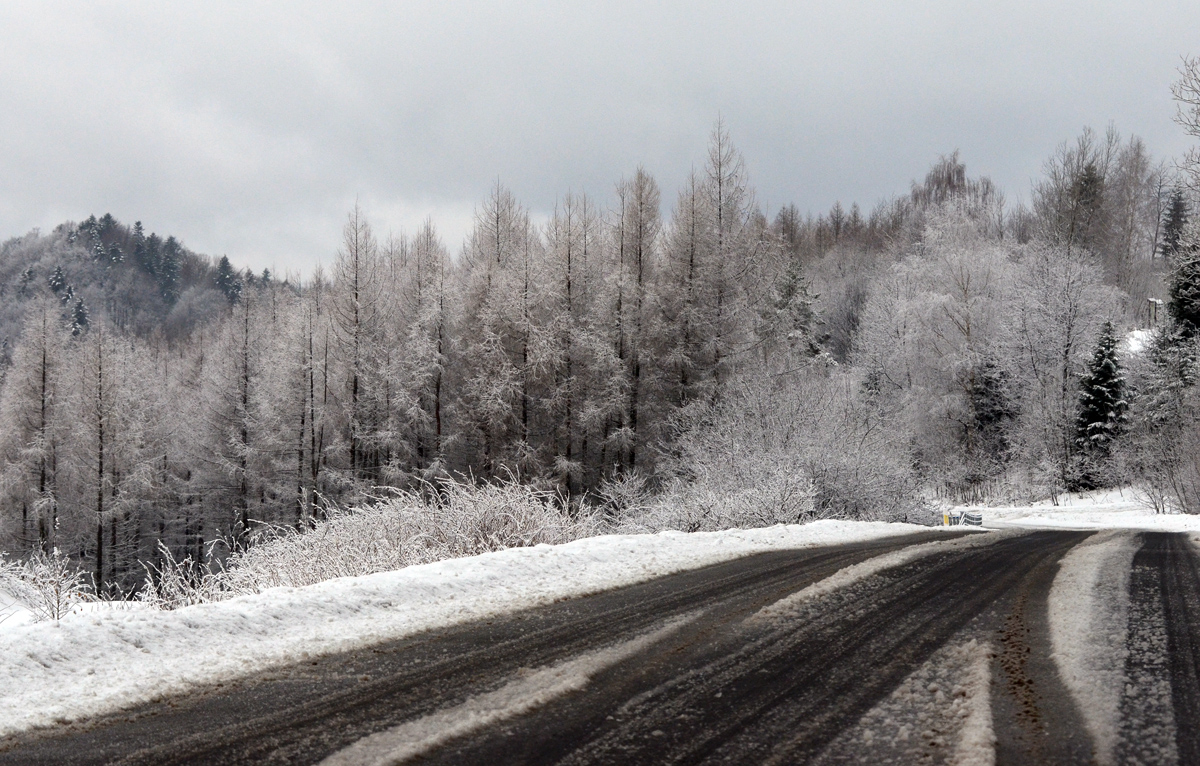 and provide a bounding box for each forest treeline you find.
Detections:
[3,80,1200,595]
